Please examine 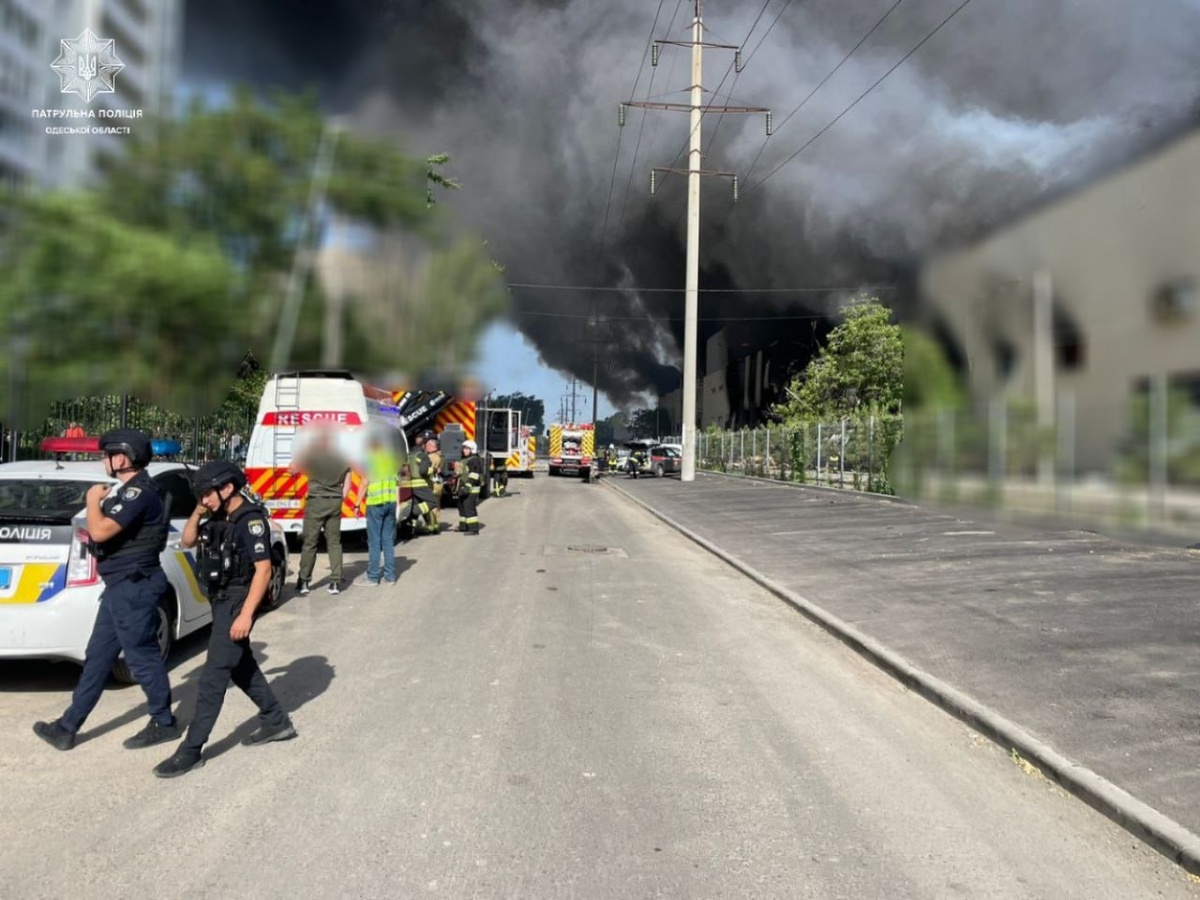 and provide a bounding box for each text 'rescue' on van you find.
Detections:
[244,370,408,535]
